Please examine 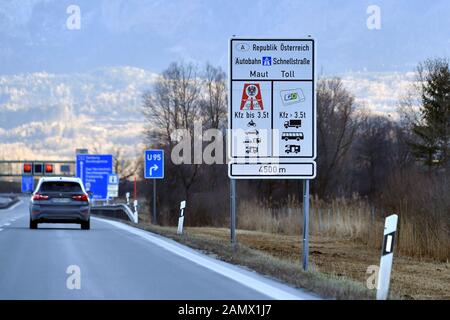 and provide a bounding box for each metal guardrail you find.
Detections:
[91,203,138,223]
[0,194,20,209]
